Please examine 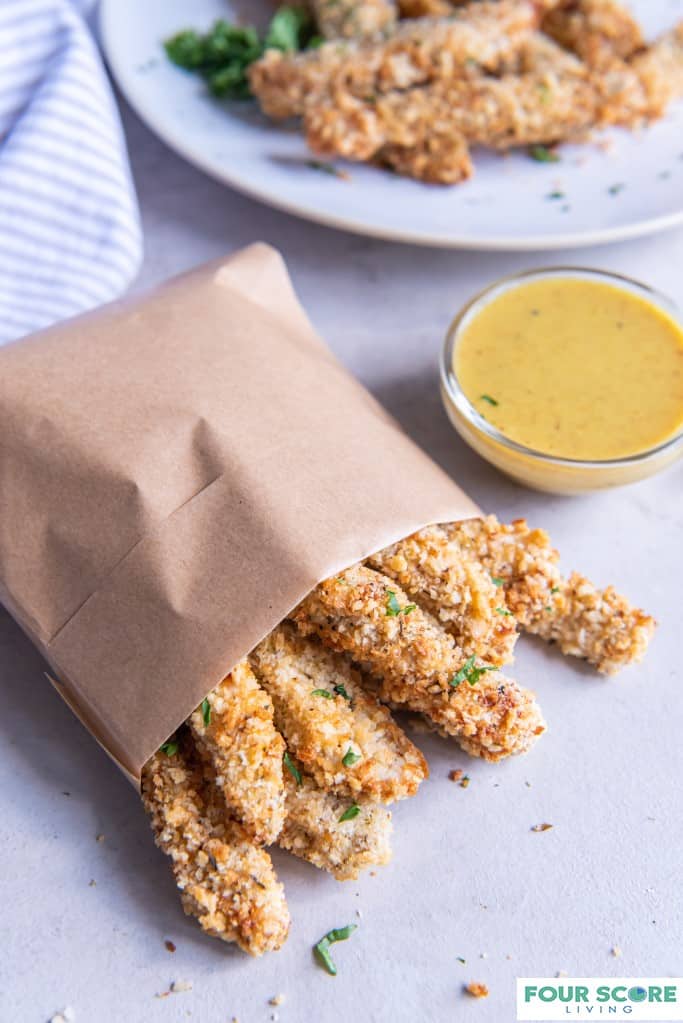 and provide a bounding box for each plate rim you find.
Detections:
[100,0,683,252]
